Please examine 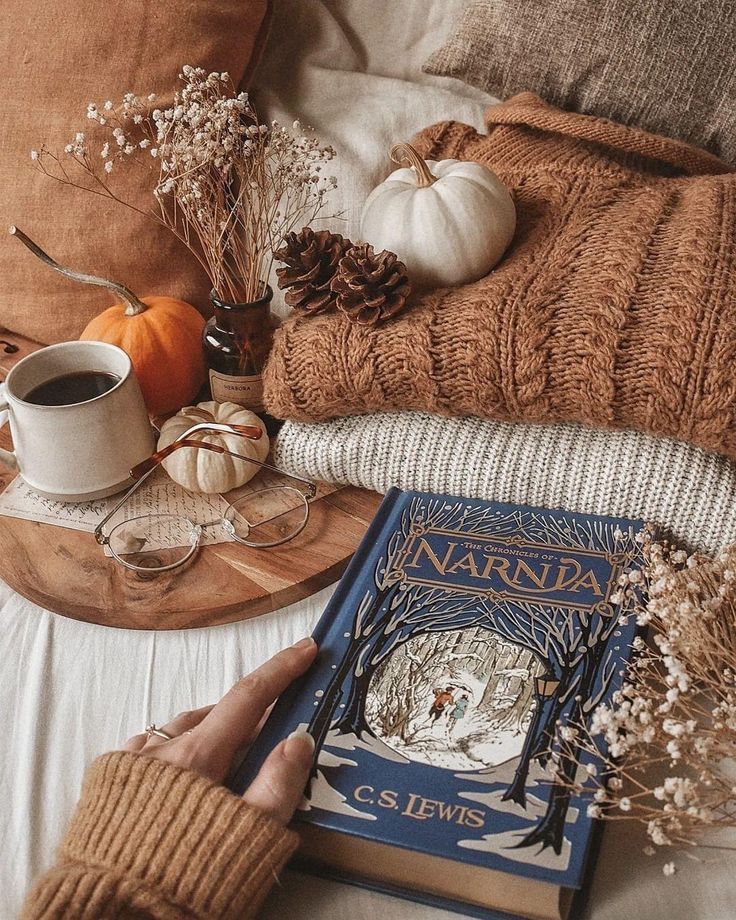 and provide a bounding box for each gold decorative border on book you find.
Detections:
[393,527,621,612]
